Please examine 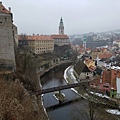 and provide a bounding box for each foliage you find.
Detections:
[0,76,48,120]
[15,52,38,91]
[71,99,117,120]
